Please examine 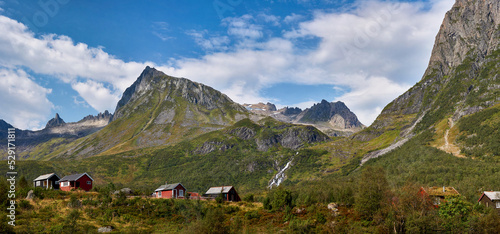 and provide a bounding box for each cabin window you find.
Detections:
[158,191,162,197]
[87,181,91,185]
[179,190,184,197]
[496,202,500,208]
[61,182,69,187]
[36,181,41,186]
